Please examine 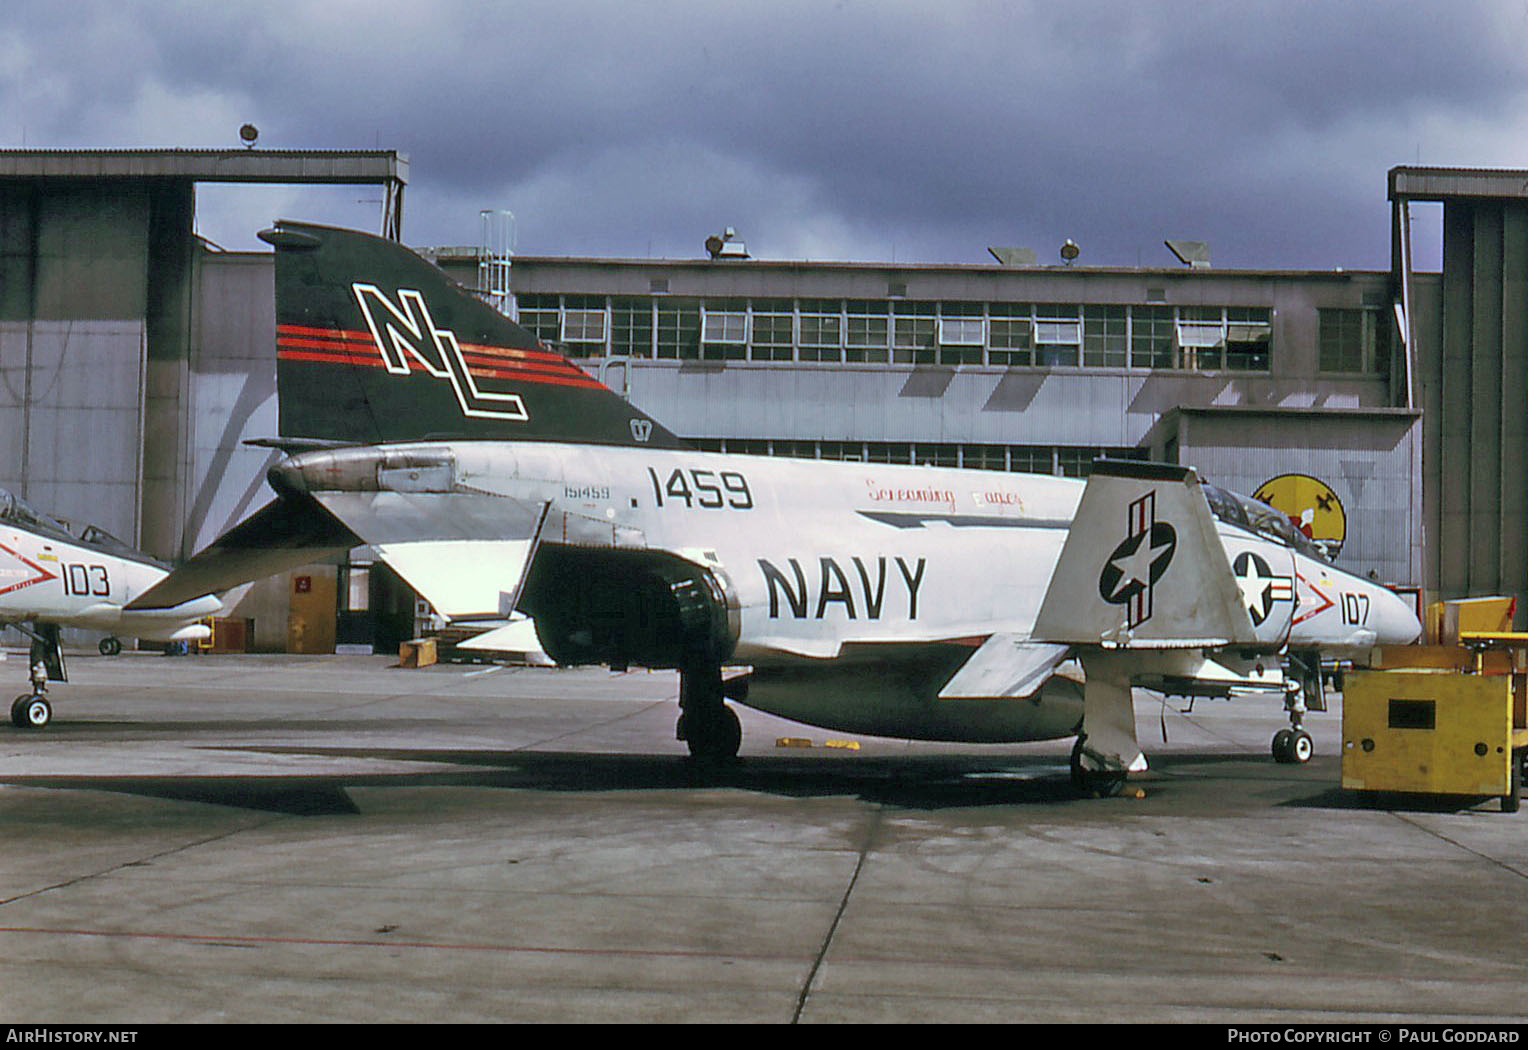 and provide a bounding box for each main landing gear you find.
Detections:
[9,623,63,730]
[1070,736,1128,798]
[676,663,743,763]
